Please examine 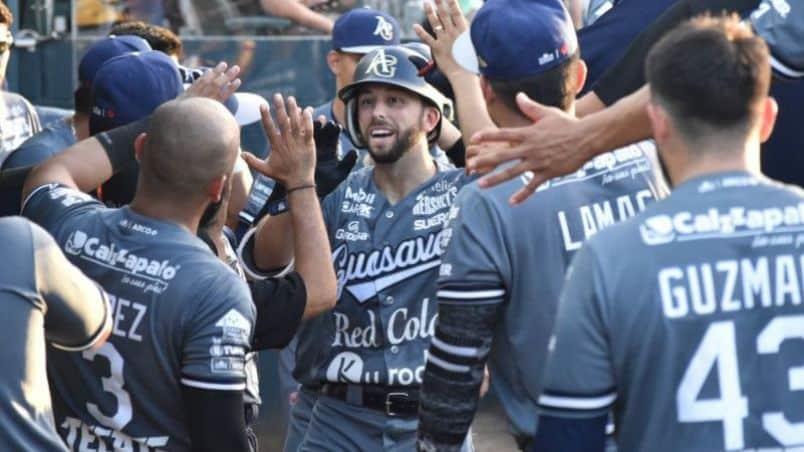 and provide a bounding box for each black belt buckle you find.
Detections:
[385,392,409,416]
